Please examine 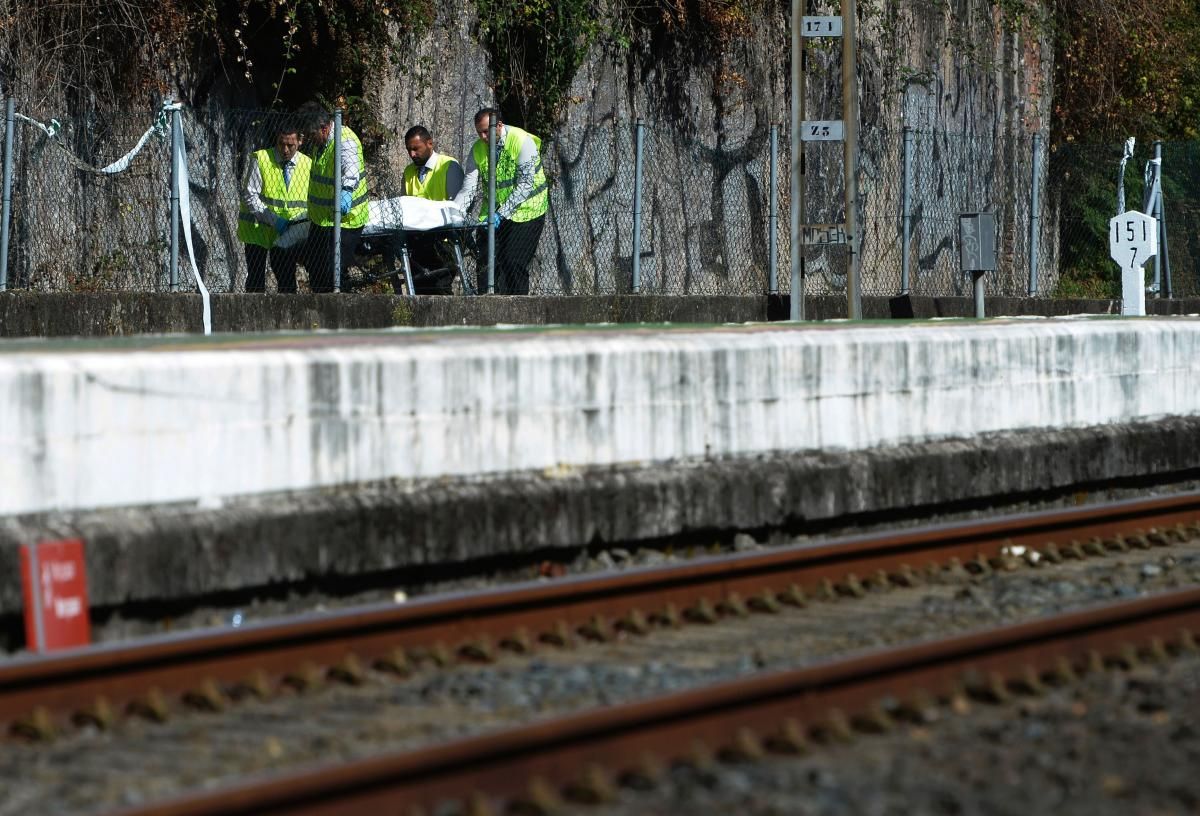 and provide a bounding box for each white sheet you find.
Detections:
[273,221,310,250]
[365,196,469,235]
[272,195,468,249]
